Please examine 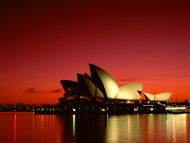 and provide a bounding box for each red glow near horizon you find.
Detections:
[1,0,190,104]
